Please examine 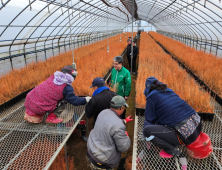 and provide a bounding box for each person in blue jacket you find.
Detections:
[143,76,202,158]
